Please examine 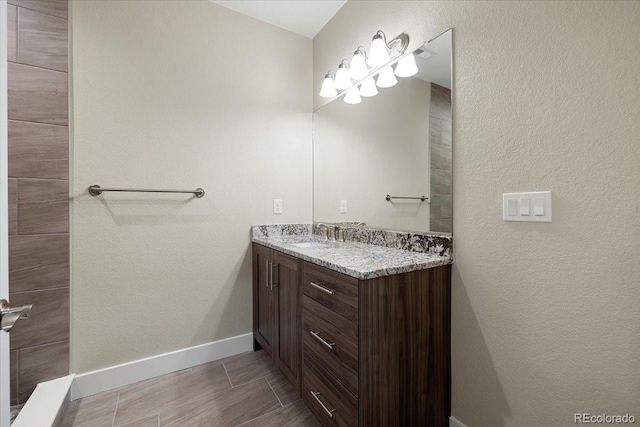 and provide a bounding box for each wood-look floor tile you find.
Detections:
[160,378,280,427]
[17,7,68,72]
[8,63,68,126]
[9,234,69,291]
[8,120,69,180]
[9,287,69,349]
[115,414,158,427]
[8,178,17,235]
[8,0,68,19]
[223,350,279,386]
[266,372,299,406]
[431,142,452,172]
[430,168,452,196]
[10,351,18,406]
[61,391,118,427]
[237,401,320,427]
[113,361,231,426]
[8,4,17,62]
[18,178,69,234]
[17,340,69,403]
